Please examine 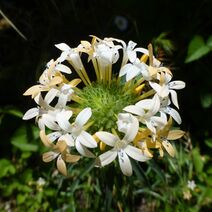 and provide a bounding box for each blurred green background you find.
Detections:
[0,0,211,211]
